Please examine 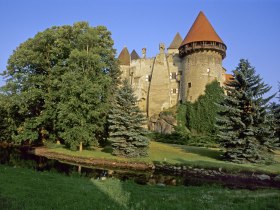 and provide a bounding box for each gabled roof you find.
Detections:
[180,11,224,47]
[131,49,140,60]
[118,47,130,66]
[168,32,183,49]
